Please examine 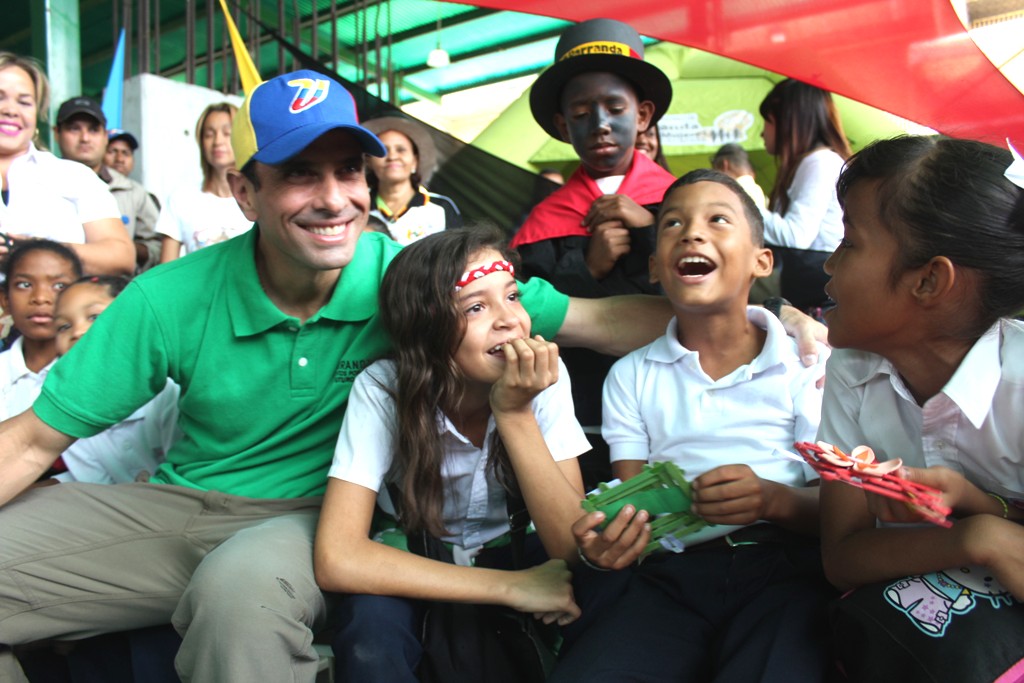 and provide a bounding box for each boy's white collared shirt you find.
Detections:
[602,306,826,485]
[818,318,1024,503]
